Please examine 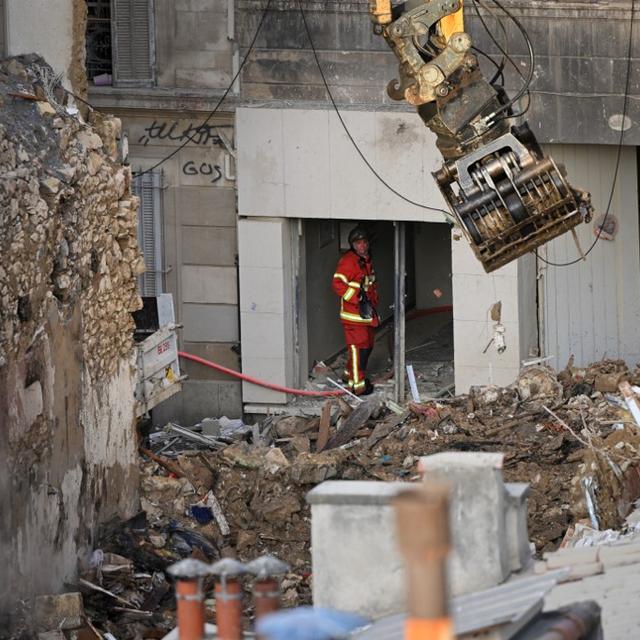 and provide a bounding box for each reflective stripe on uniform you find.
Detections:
[348,281,360,288]
[343,287,357,302]
[340,310,373,324]
[350,345,359,385]
[333,273,349,284]
[353,380,365,391]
